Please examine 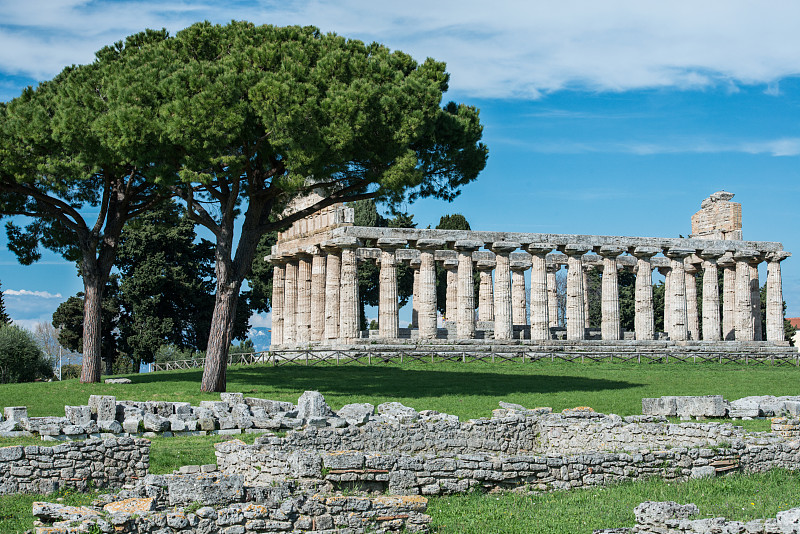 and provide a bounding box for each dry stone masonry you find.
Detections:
[268,191,791,353]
